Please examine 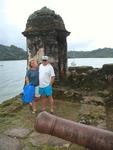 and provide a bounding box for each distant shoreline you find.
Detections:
[0,59,27,61]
